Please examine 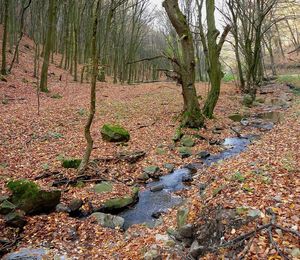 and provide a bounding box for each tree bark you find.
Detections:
[39,0,56,92]
[1,0,9,75]
[163,0,204,128]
